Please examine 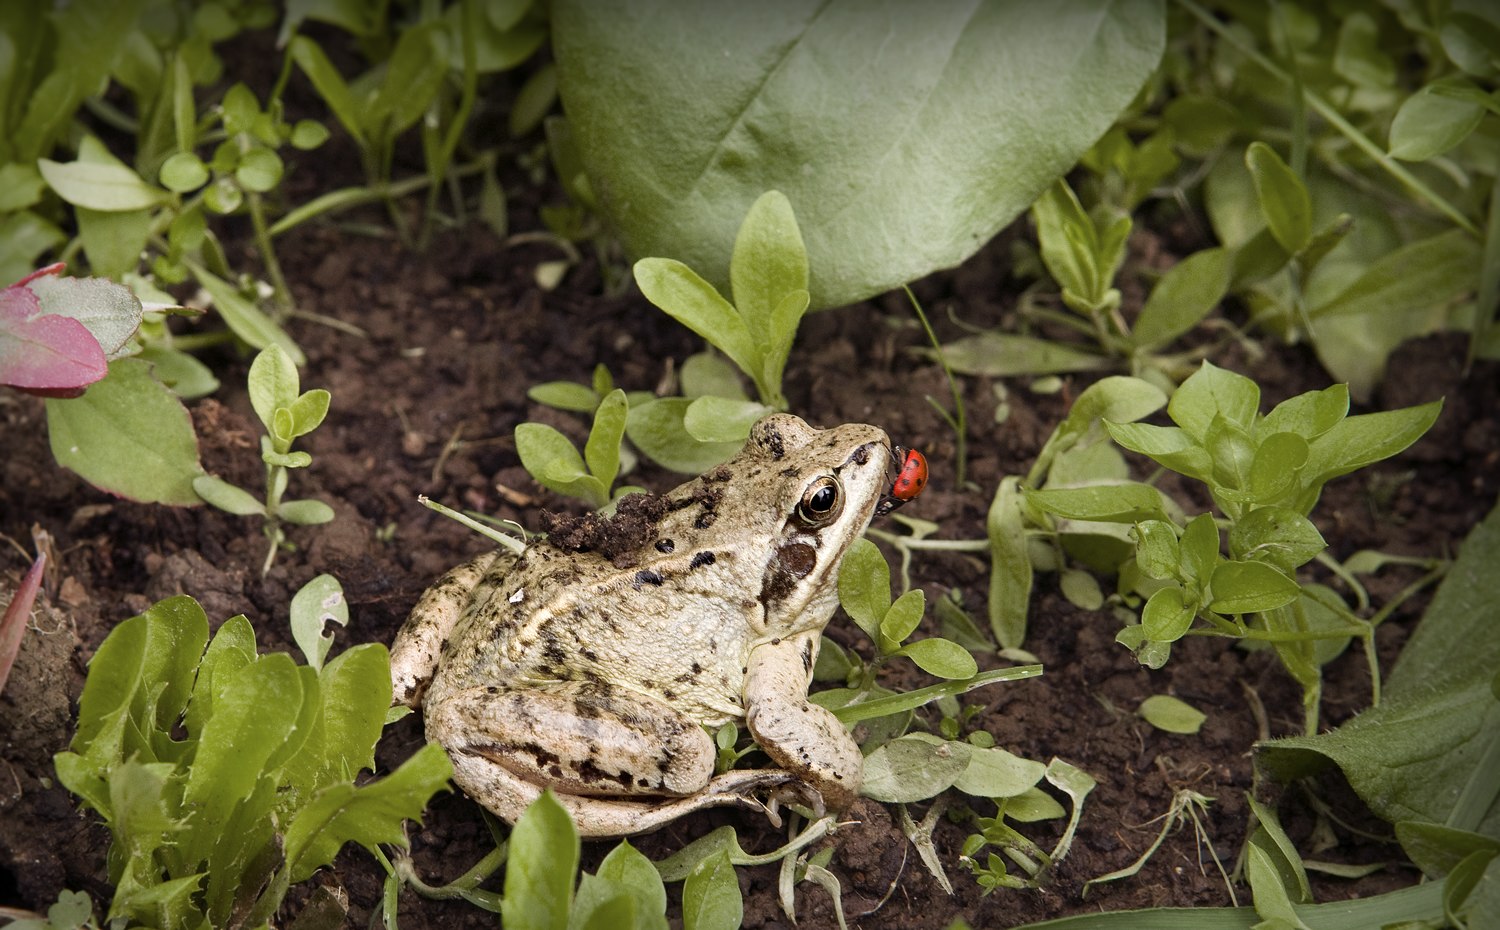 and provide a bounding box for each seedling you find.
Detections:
[624,191,812,467]
[192,345,334,575]
[52,590,452,930]
[514,388,644,509]
[1026,361,1443,732]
